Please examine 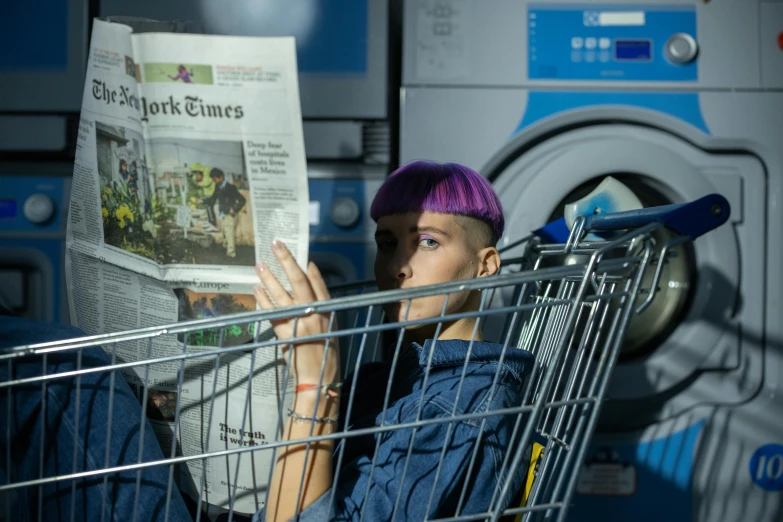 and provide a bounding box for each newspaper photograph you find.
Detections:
[66,18,310,284]
[174,286,259,347]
